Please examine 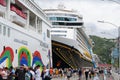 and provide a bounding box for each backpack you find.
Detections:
[15,68,25,80]
[25,71,32,80]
